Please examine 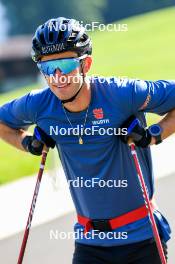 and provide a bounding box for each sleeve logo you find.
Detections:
[140,94,151,110]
